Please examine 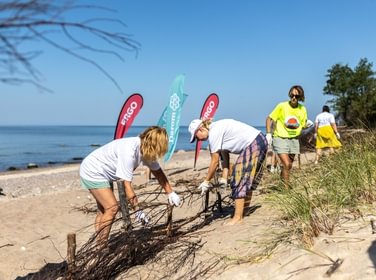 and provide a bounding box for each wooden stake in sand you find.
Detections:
[117,180,132,231]
[371,218,376,234]
[166,204,174,236]
[216,191,223,213]
[325,258,343,277]
[67,232,76,280]
[204,191,210,212]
